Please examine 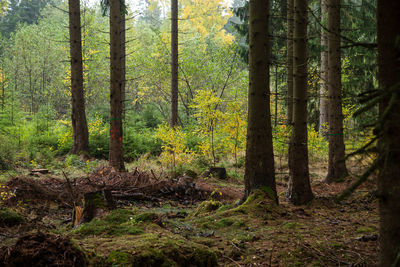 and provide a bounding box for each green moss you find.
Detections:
[189,200,222,218]
[132,212,159,223]
[282,222,301,230]
[215,218,234,228]
[130,239,217,267]
[0,207,24,227]
[74,209,143,237]
[226,189,278,216]
[106,250,132,266]
[217,204,234,212]
[356,226,376,233]
[233,220,247,228]
[81,233,217,267]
